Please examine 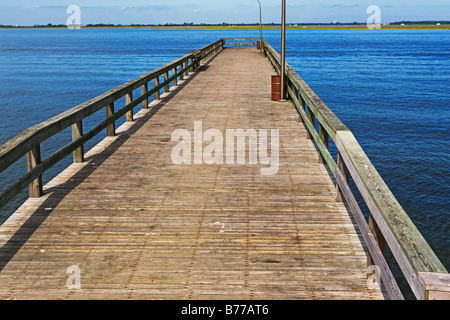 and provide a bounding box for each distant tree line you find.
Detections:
[390,21,450,25]
[1,21,449,28]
